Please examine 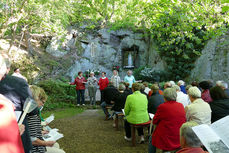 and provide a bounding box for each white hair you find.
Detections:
[0,55,7,78]
[169,81,176,86]
[178,80,185,86]
[164,88,177,101]
[188,87,201,98]
[216,80,228,89]
[222,82,228,89]
[172,85,181,91]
